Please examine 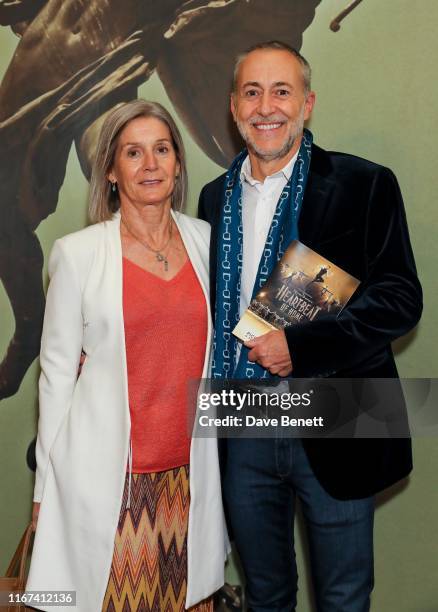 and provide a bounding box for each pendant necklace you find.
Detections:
[121,215,173,271]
